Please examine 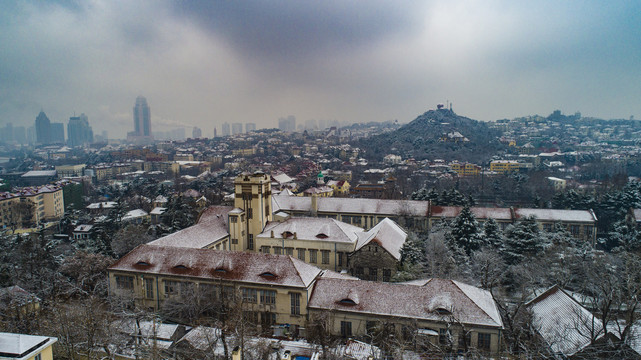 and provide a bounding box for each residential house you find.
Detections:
[348,218,407,282]
[0,332,57,360]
